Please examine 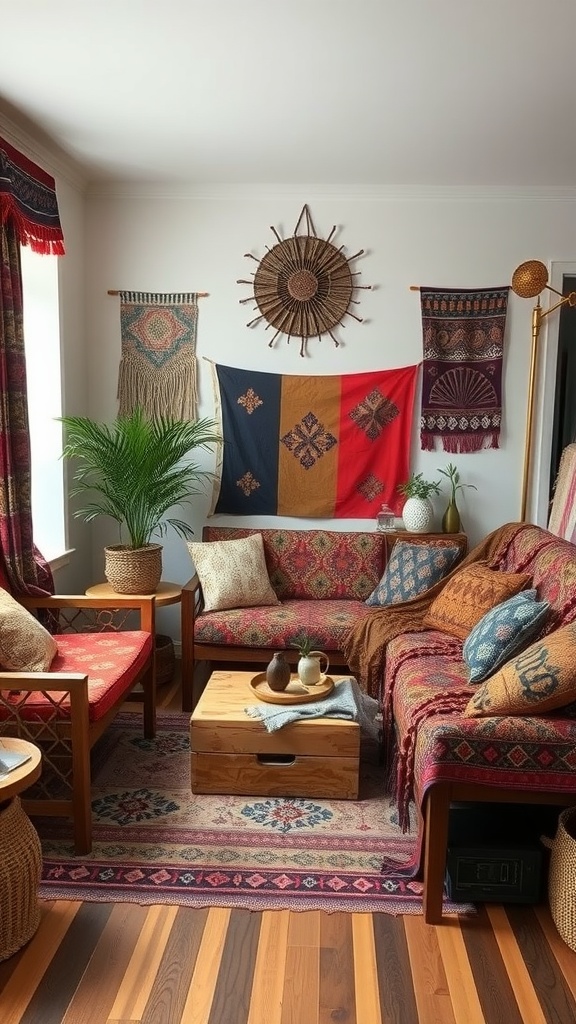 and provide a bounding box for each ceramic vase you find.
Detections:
[442,499,461,534]
[402,496,434,534]
[265,651,291,691]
